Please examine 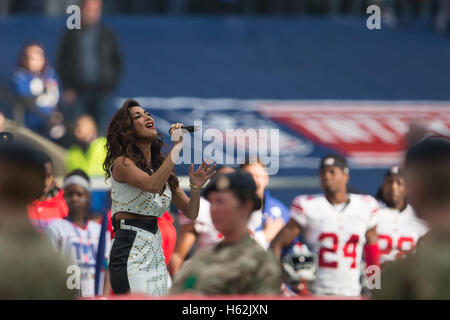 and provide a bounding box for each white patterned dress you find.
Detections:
[108,169,172,296]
